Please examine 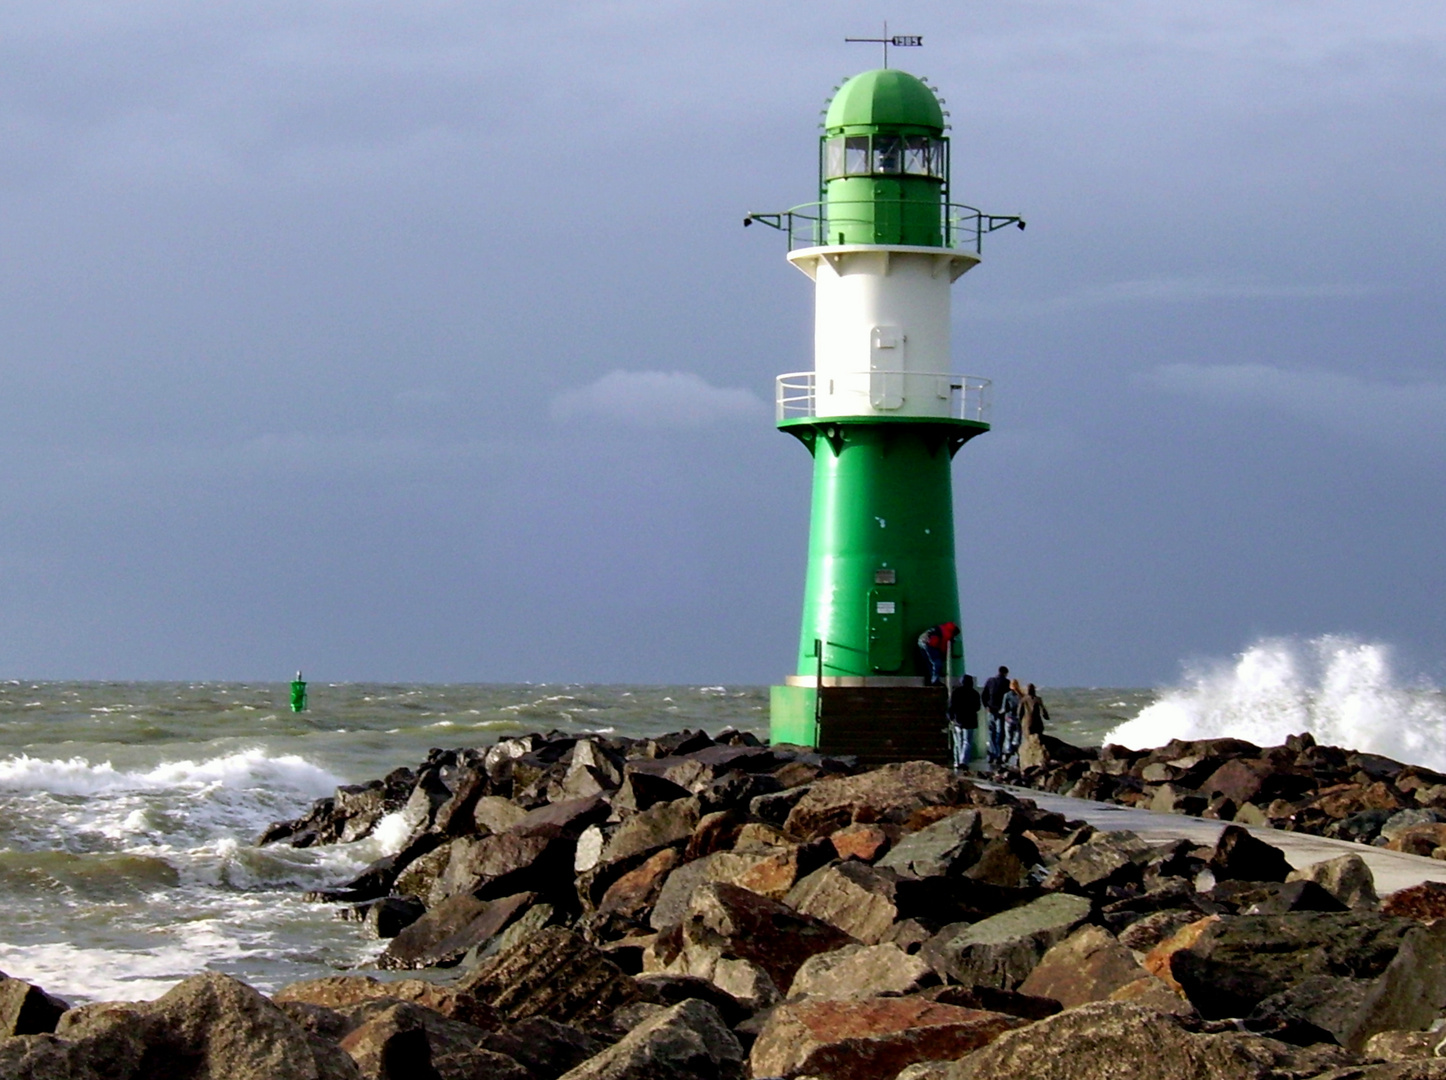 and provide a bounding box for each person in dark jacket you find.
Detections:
[916,622,959,686]
[981,665,1010,767]
[947,674,981,769]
